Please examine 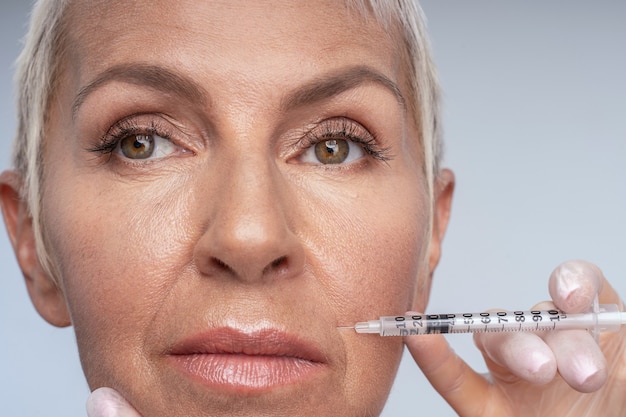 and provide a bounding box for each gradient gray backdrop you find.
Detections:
[1,2,625,416]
